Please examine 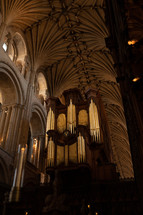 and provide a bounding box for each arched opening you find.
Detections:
[35,73,47,106]
[0,72,18,150]
[13,32,27,63]
[2,32,29,80]
[27,111,45,169]
[0,72,17,105]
